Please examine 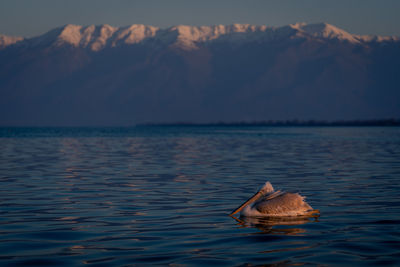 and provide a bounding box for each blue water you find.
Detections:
[0,126,399,266]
